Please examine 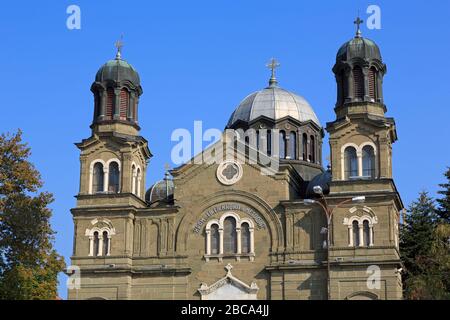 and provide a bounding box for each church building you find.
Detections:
[69,21,403,300]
